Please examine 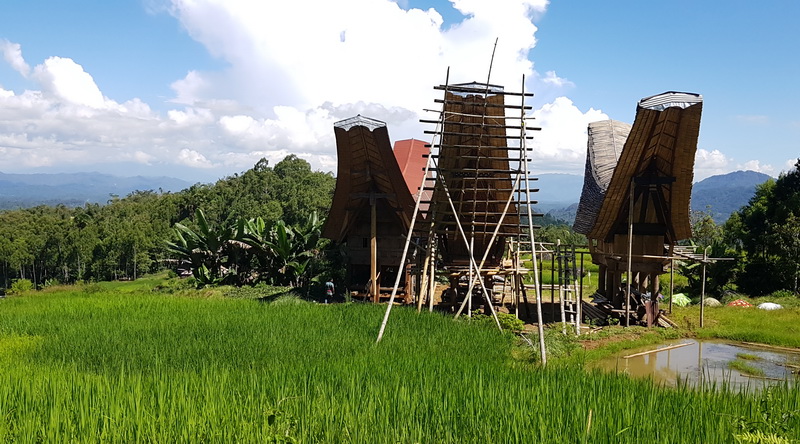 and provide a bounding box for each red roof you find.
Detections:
[393,139,429,194]
[393,139,431,213]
